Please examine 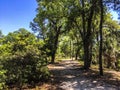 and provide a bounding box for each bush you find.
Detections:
[2,47,49,86]
[0,29,50,88]
[0,64,6,89]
